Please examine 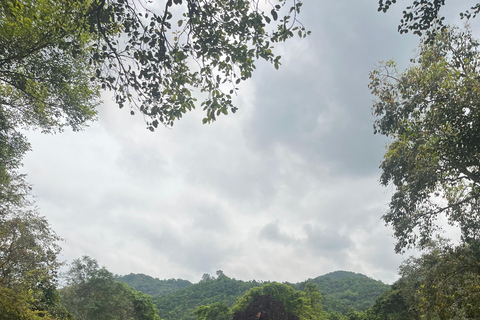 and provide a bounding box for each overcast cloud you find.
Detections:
[22,1,471,285]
